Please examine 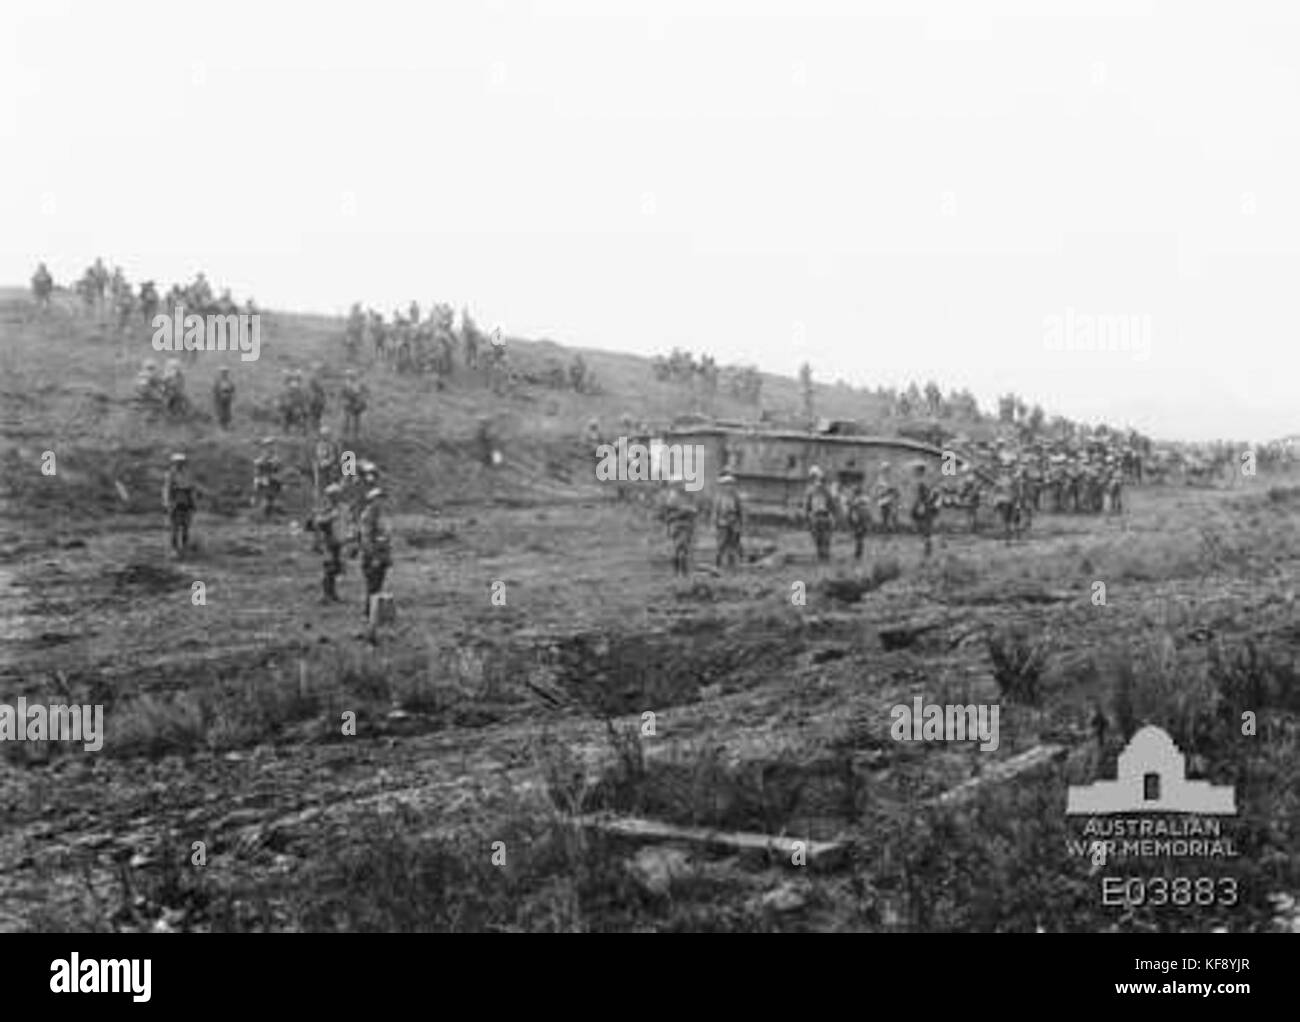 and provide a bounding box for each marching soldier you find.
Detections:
[161,453,197,557]
[306,364,328,431]
[347,459,380,532]
[876,461,900,533]
[992,468,1029,545]
[1106,458,1125,514]
[313,425,341,495]
[162,359,187,415]
[252,438,283,518]
[846,481,873,562]
[958,465,981,533]
[314,483,346,603]
[139,280,159,325]
[910,461,940,558]
[663,483,698,577]
[31,262,53,309]
[345,302,365,359]
[212,367,235,429]
[341,370,367,438]
[804,466,835,563]
[357,486,393,643]
[712,474,744,570]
